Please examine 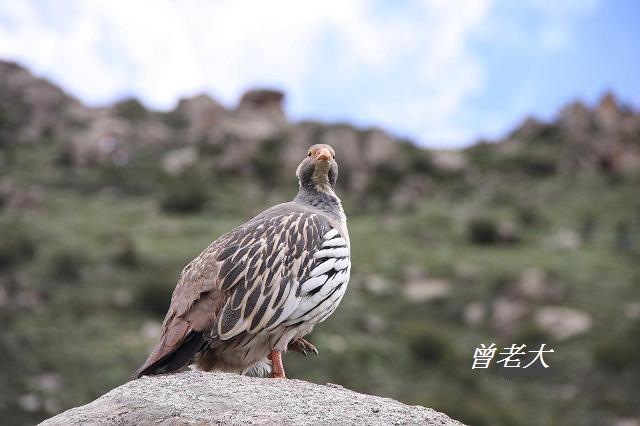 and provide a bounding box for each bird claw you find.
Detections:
[288,337,318,356]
